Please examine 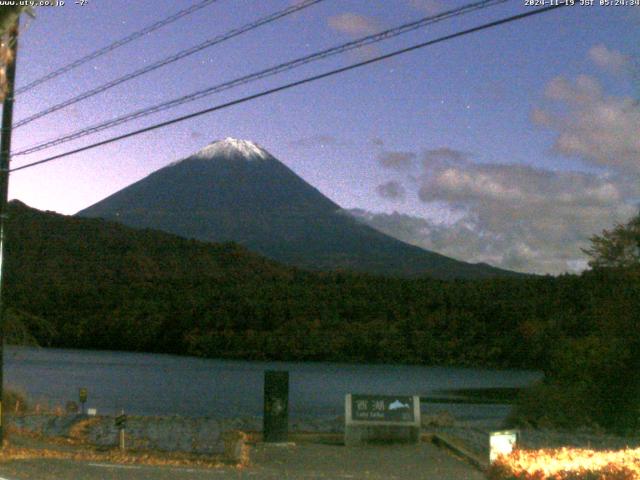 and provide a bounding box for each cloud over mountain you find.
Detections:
[414,152,636,274]
[376,181,405,200]
[357,54,639,275]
